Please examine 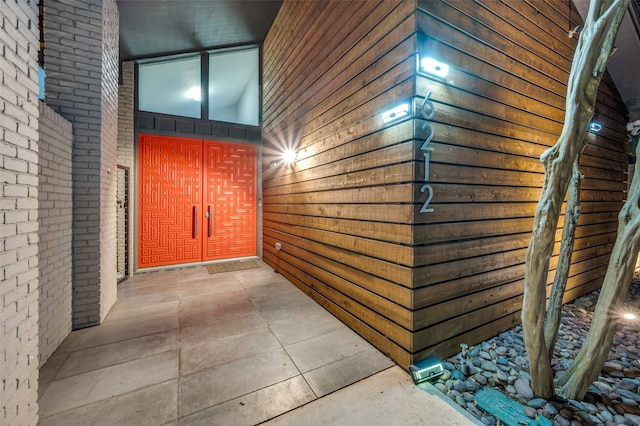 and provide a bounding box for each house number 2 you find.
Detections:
[419,93,435,213]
